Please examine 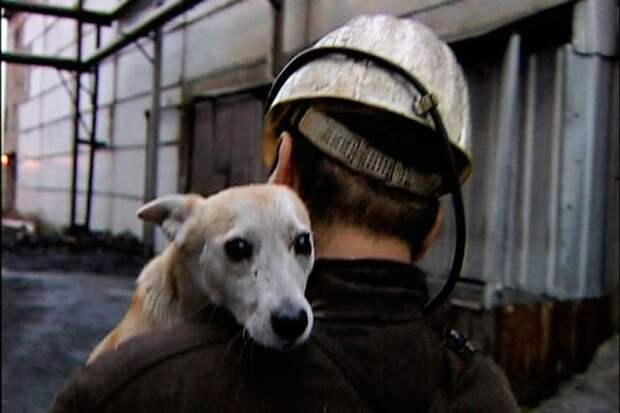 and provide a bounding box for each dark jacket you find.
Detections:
[50,259,518,412]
